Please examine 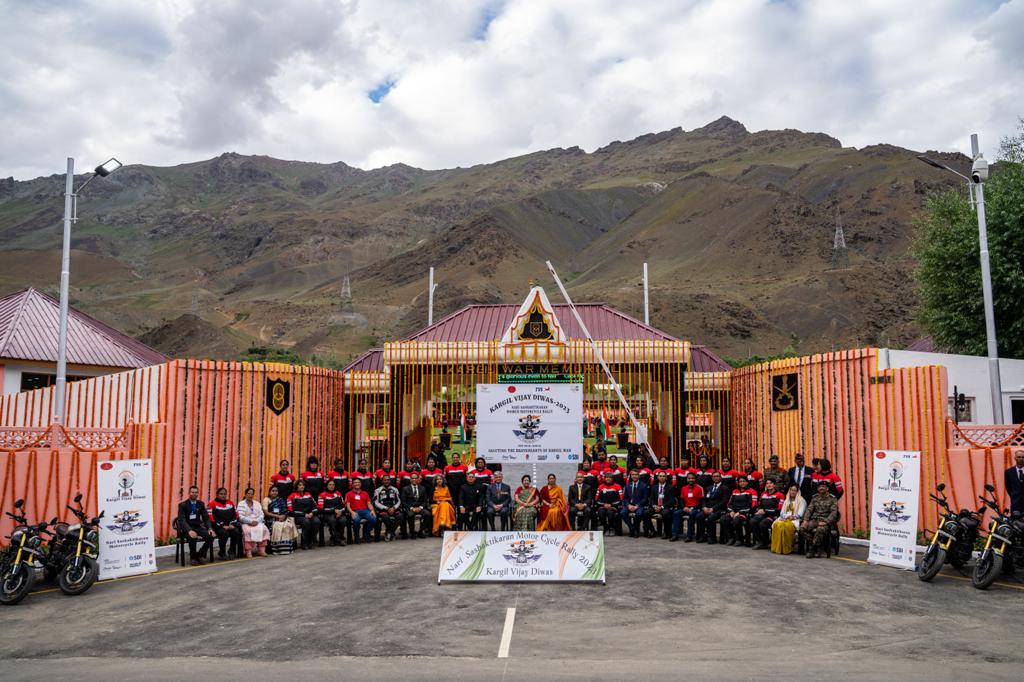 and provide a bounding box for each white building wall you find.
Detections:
[882,349,1024,425]
[1,360,113,396]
